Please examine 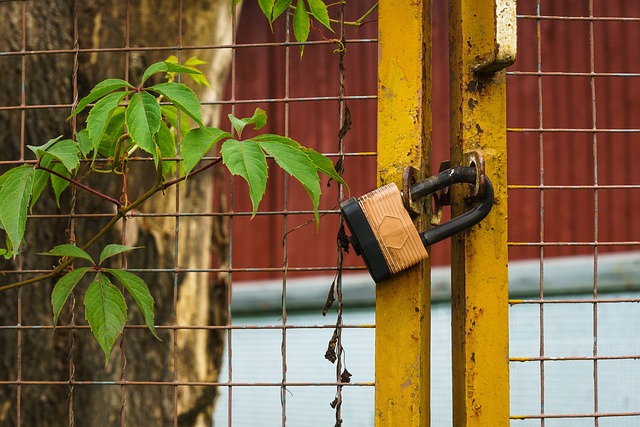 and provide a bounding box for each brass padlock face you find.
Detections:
[341,183,428,282]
